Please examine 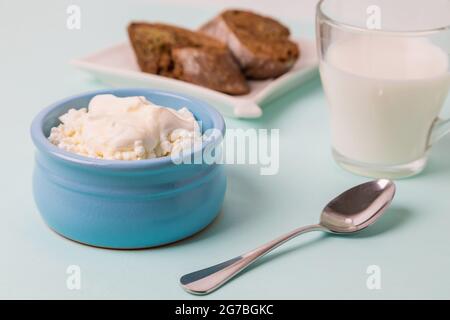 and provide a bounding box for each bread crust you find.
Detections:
[200,10,300,79]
